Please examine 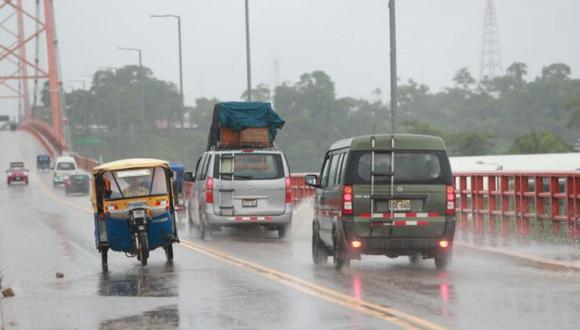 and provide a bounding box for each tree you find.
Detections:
[453,67,476,91]
[447,131,496,156]
[540,63,571,81]
[508,130,573,154]
[241,83,271,102]
[506,62,528,87]
[566,98,580,128]
[401,120,445,137]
